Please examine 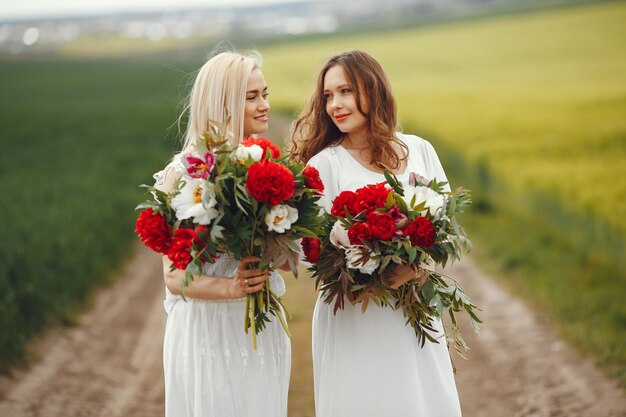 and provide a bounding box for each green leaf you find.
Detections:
[187,261,201,276]
[407,245,417,264]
